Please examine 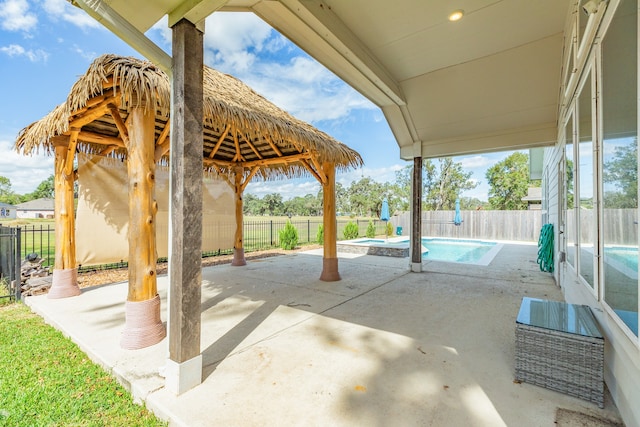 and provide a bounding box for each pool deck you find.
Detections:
[24,243,624,426]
